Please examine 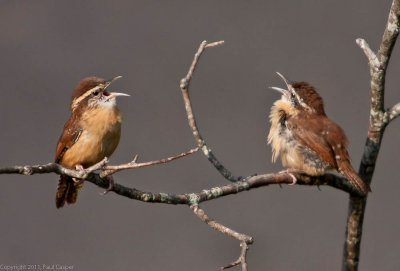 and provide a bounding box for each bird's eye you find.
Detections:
[291,93,295,99]
[92,91,99,96]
